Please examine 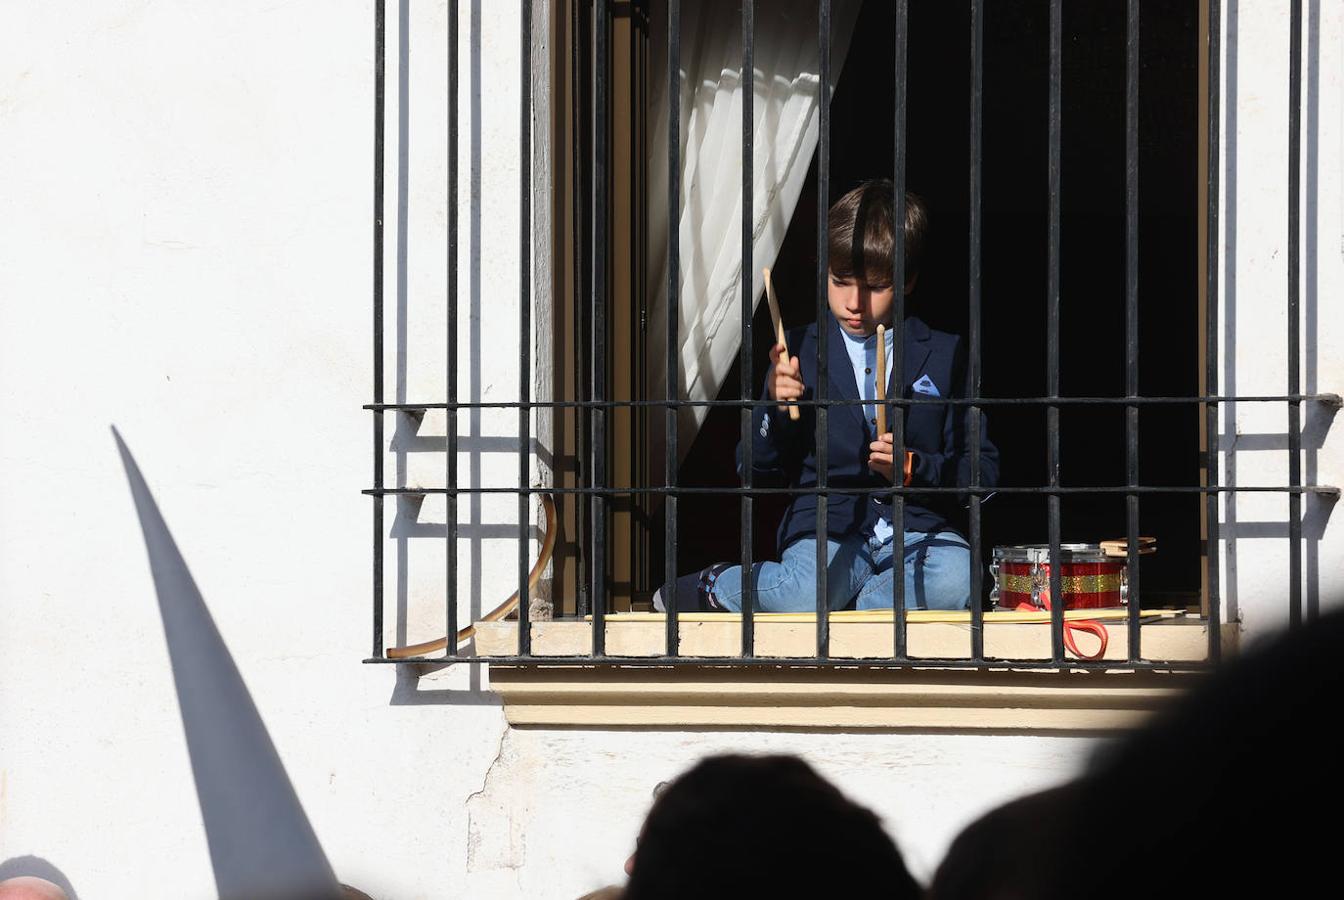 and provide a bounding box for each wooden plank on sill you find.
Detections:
[472,611,1210,663]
